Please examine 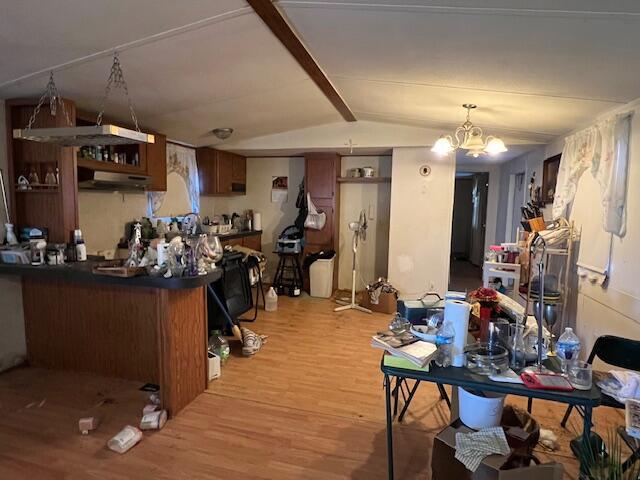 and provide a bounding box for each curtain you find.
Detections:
[552,112,632,237]
[148,143,200,217]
